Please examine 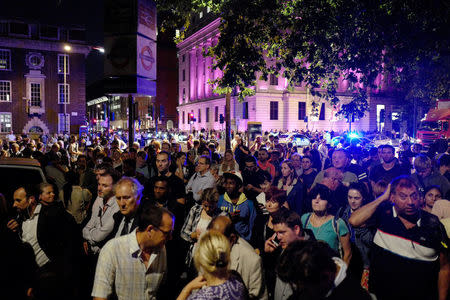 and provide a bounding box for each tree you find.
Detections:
[158,0,450,124]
